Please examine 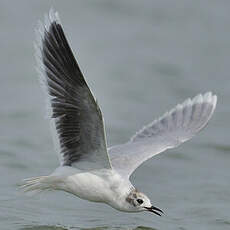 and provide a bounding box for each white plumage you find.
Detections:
[109,92,217,178]
[22,9,217,216]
